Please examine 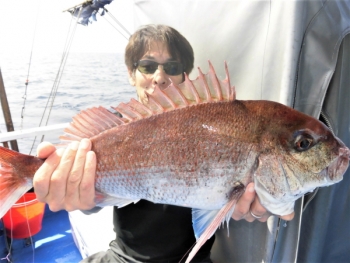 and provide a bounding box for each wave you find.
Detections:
[0,52,135,154]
